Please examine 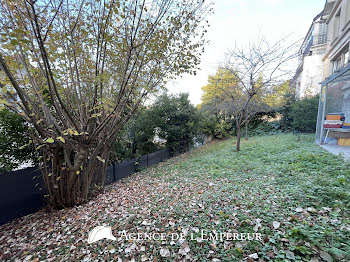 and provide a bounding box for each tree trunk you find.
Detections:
[40,143,109,209]
[236,124,241,152]
[245,120,249,140]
